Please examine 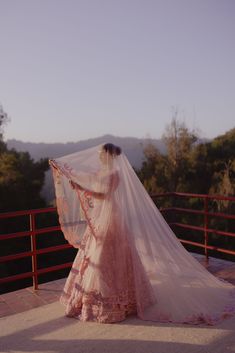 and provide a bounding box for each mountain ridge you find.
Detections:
[7,135,166,203]
[7,135,166,168]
